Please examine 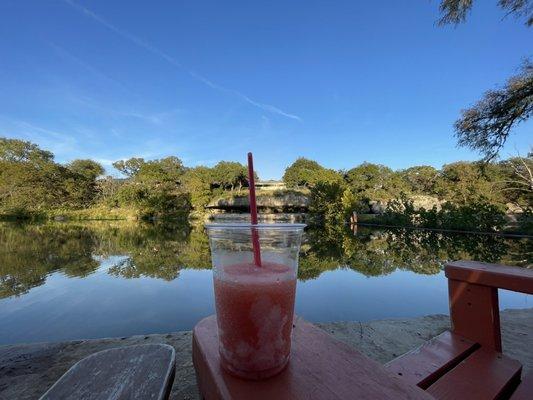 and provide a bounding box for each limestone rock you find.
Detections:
[207,213,307,223]
[207,191,309,212]
[369,200,387,214]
